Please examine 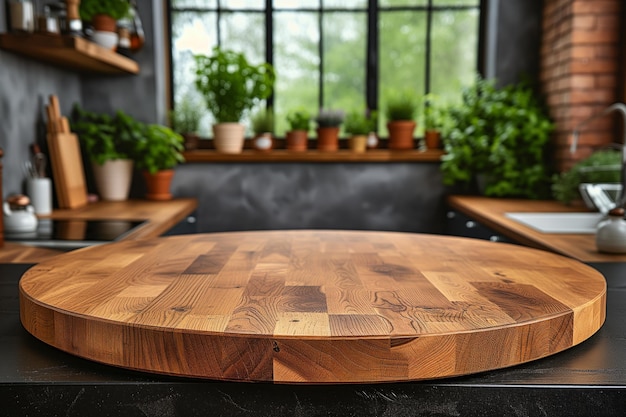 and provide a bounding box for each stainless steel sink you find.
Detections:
[504,212,605,234]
